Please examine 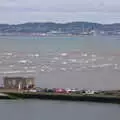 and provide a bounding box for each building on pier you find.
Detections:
[3,76,35,90]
